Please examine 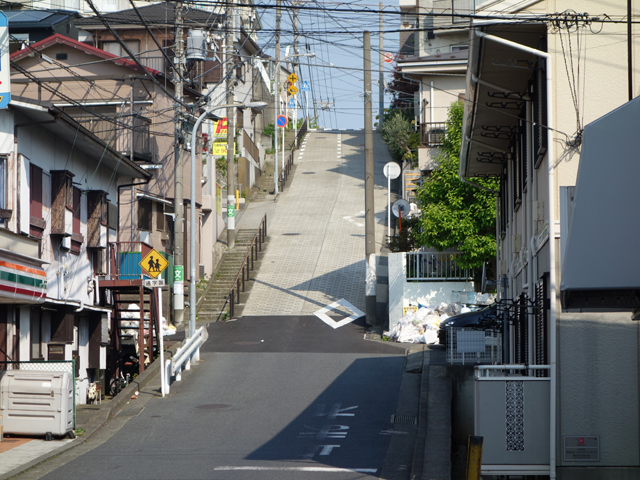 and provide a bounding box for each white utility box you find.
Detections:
[0,370,74,437]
